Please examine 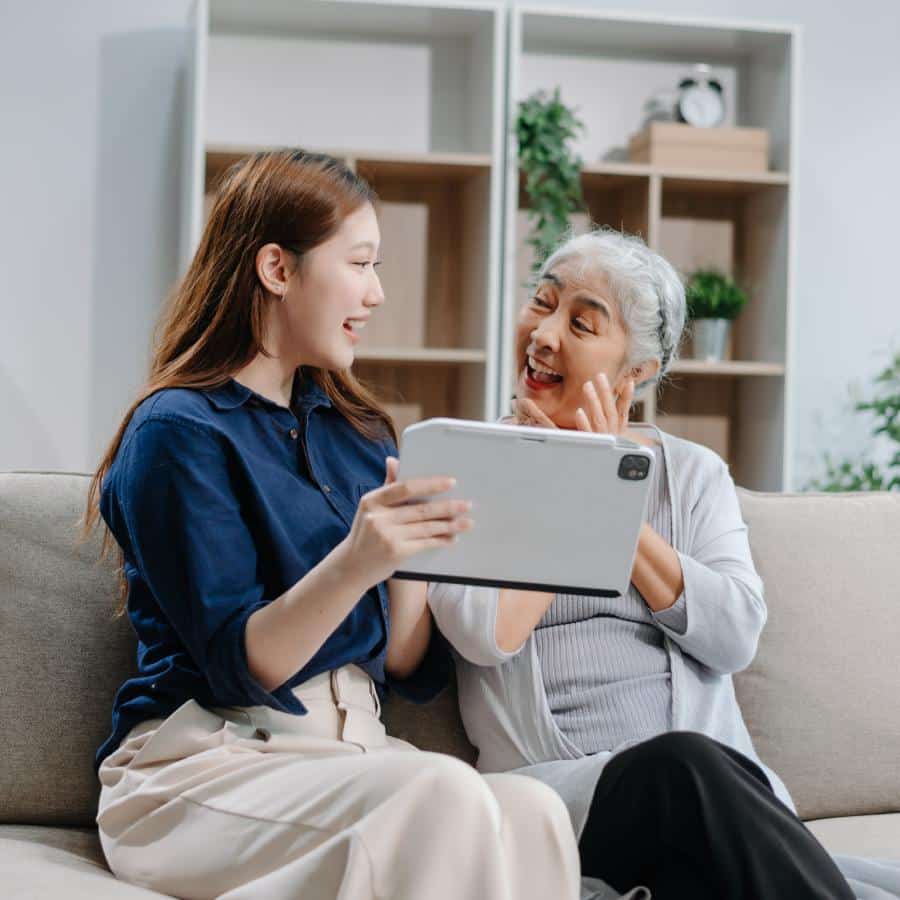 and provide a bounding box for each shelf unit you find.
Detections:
[503,8,799,490]
[180,1,799,489]
[183,0,507,430]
